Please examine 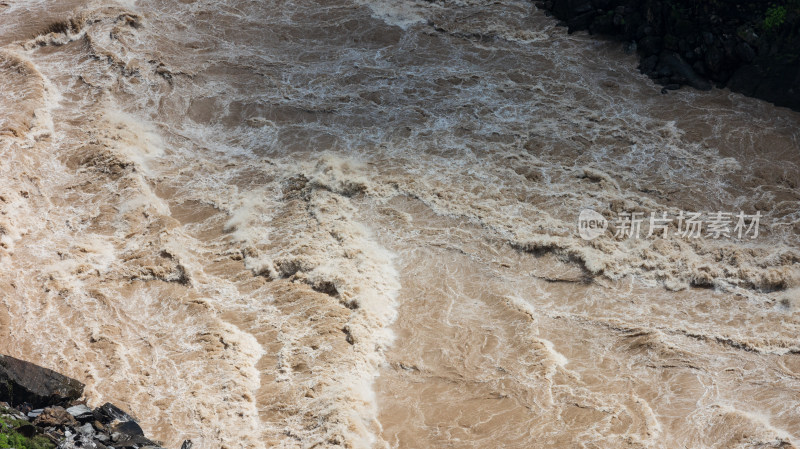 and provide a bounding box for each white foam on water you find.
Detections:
[355,0,430,30]
[219,155,402,447]
[540,338,569,368]
[100,108,166,176]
